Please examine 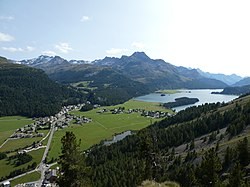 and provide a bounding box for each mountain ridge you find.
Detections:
[12,52,229,91]
[197,68,242,85]
[232,77,250,87]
